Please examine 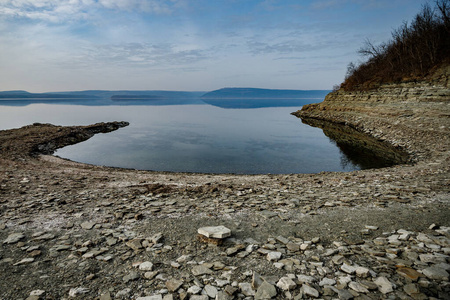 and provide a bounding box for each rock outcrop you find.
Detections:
[293,67,450,163]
